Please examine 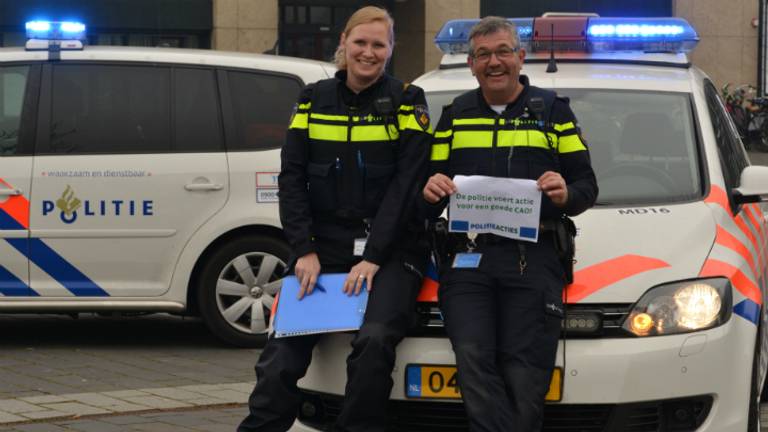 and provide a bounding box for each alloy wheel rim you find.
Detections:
[215,252,286,335]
